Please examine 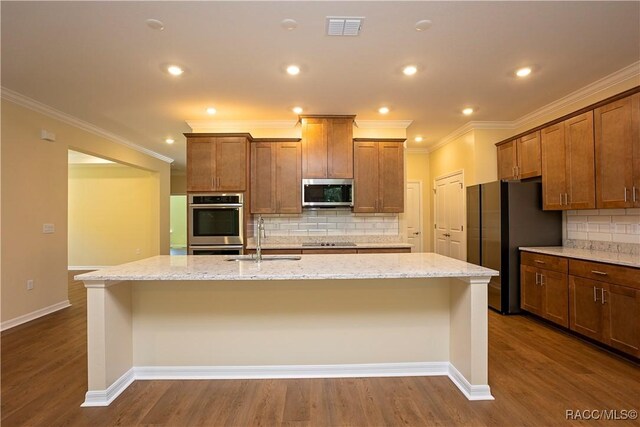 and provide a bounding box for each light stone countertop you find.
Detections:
[75,253,497,282]
[520,247,640,268]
